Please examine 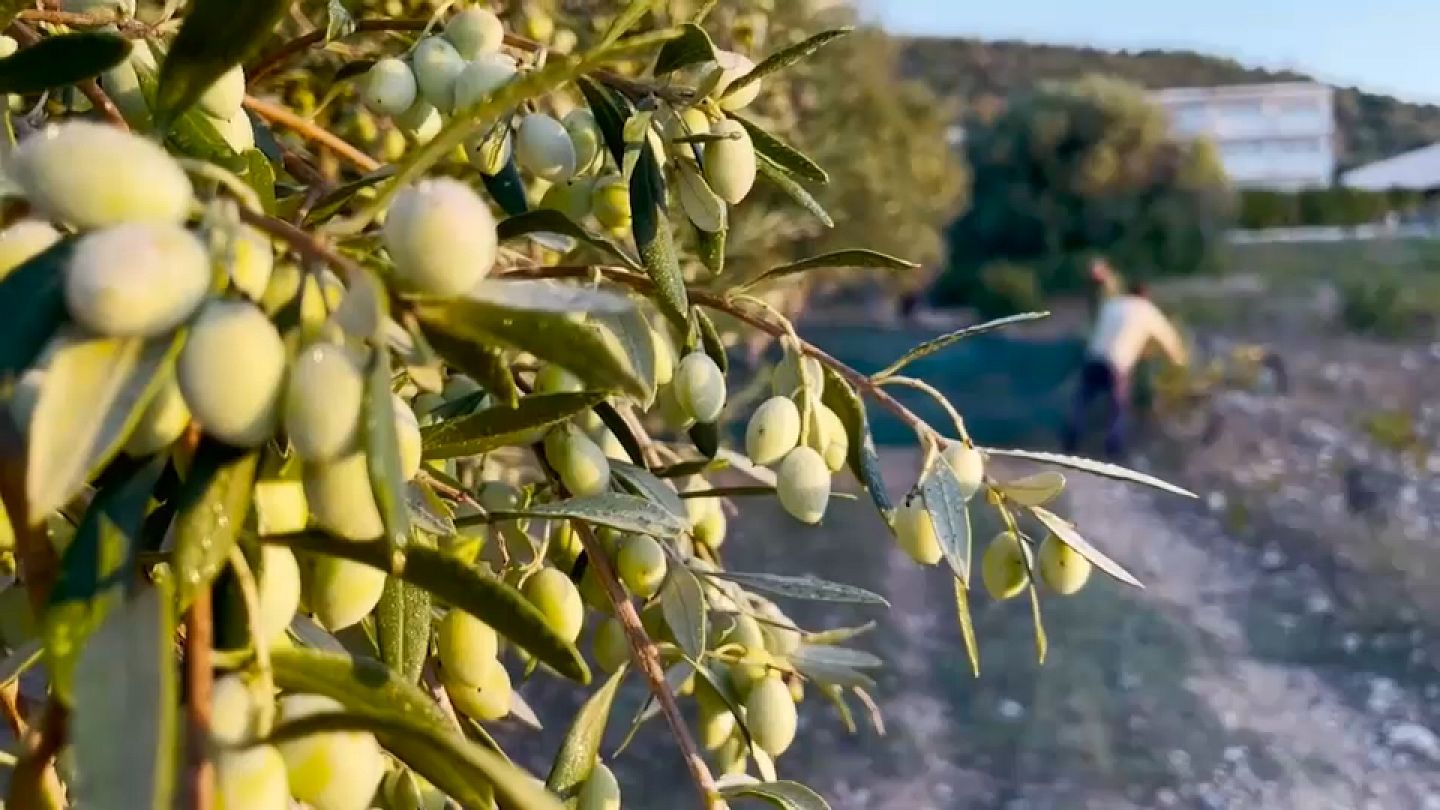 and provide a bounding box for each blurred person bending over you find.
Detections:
[1061,280,1187,459]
